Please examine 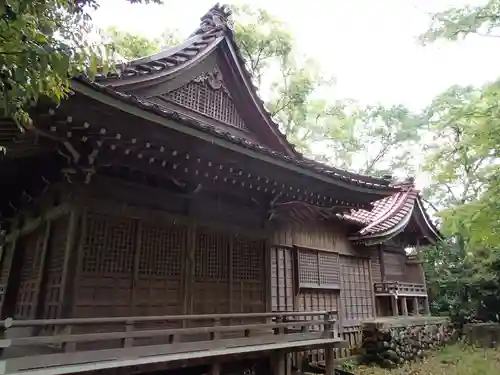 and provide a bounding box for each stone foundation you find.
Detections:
[361,316,457,368]
[463,323,500,348]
